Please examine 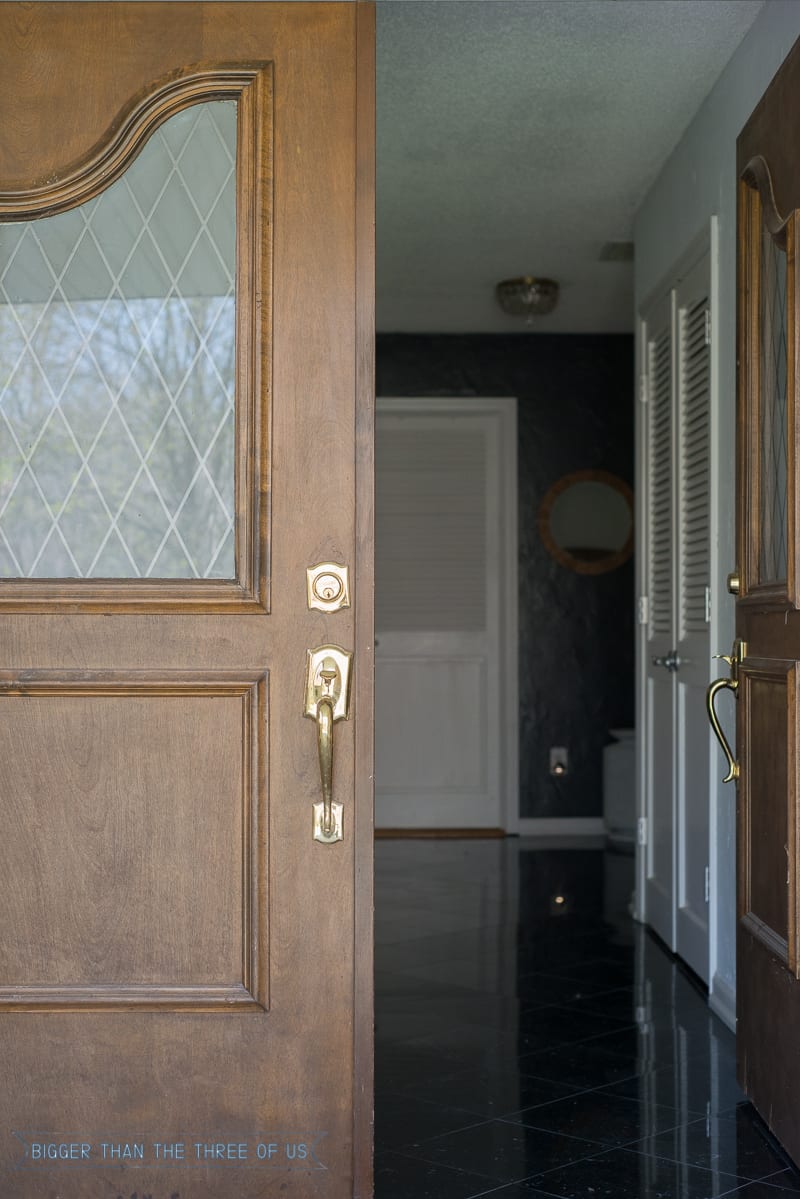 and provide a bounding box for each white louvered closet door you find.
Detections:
[641,249,712,982]
[674,254,712,979]
[644,292,677,951]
